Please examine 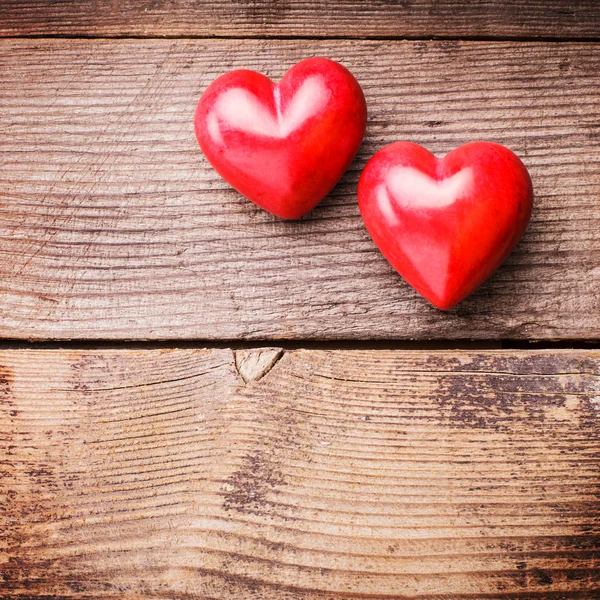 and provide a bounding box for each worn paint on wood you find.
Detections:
[1,40,600,341]
[1,0,599,39]
[2,348,599,597]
